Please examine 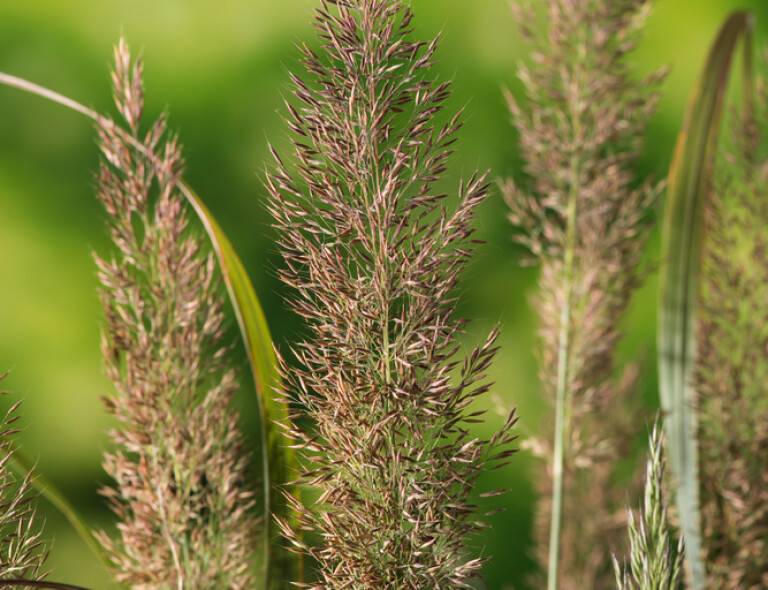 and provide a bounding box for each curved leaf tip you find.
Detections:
[659,10,754,588]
